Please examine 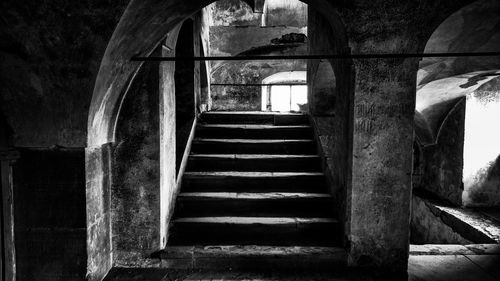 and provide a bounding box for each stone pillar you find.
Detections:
[1,149,19,281]
[348,56,418,271]
[86,144,113,281]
